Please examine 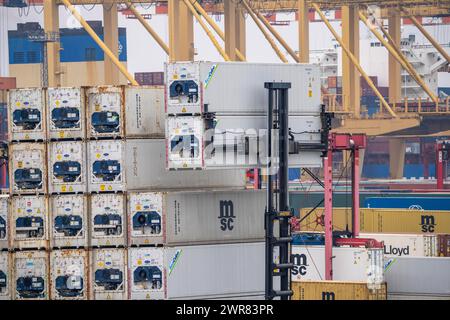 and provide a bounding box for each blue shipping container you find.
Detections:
[364,197,450,210]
